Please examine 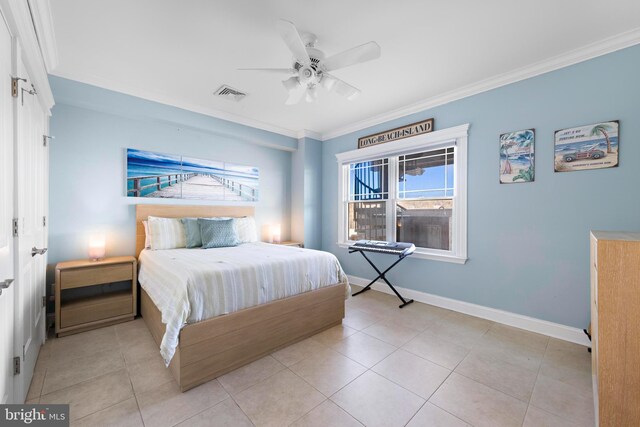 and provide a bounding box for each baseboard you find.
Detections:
[347,275,590,347]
